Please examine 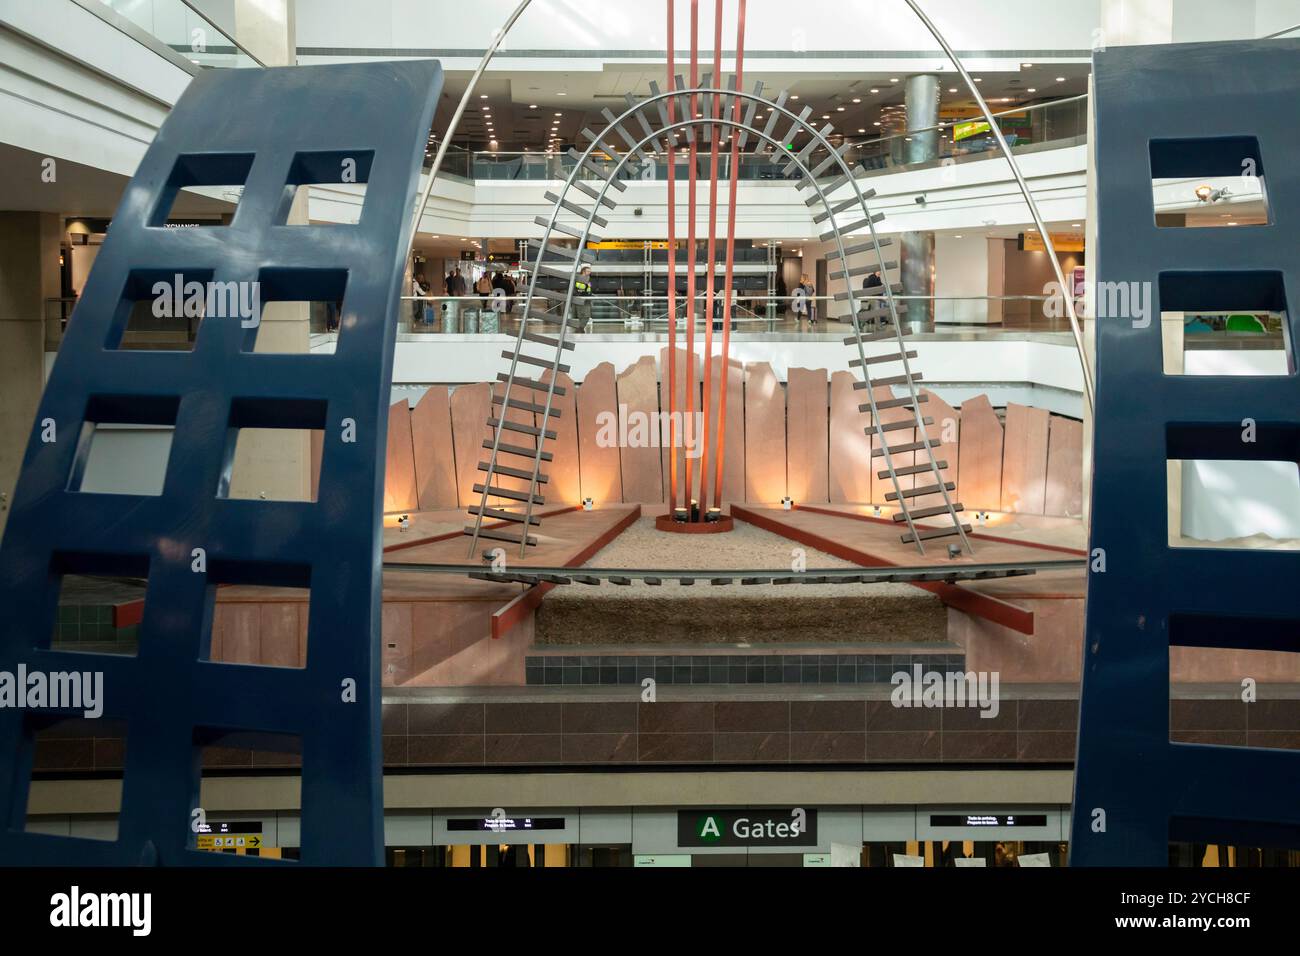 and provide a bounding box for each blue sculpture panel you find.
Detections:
[0,61,442,865]
[1072,39,1300,865]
